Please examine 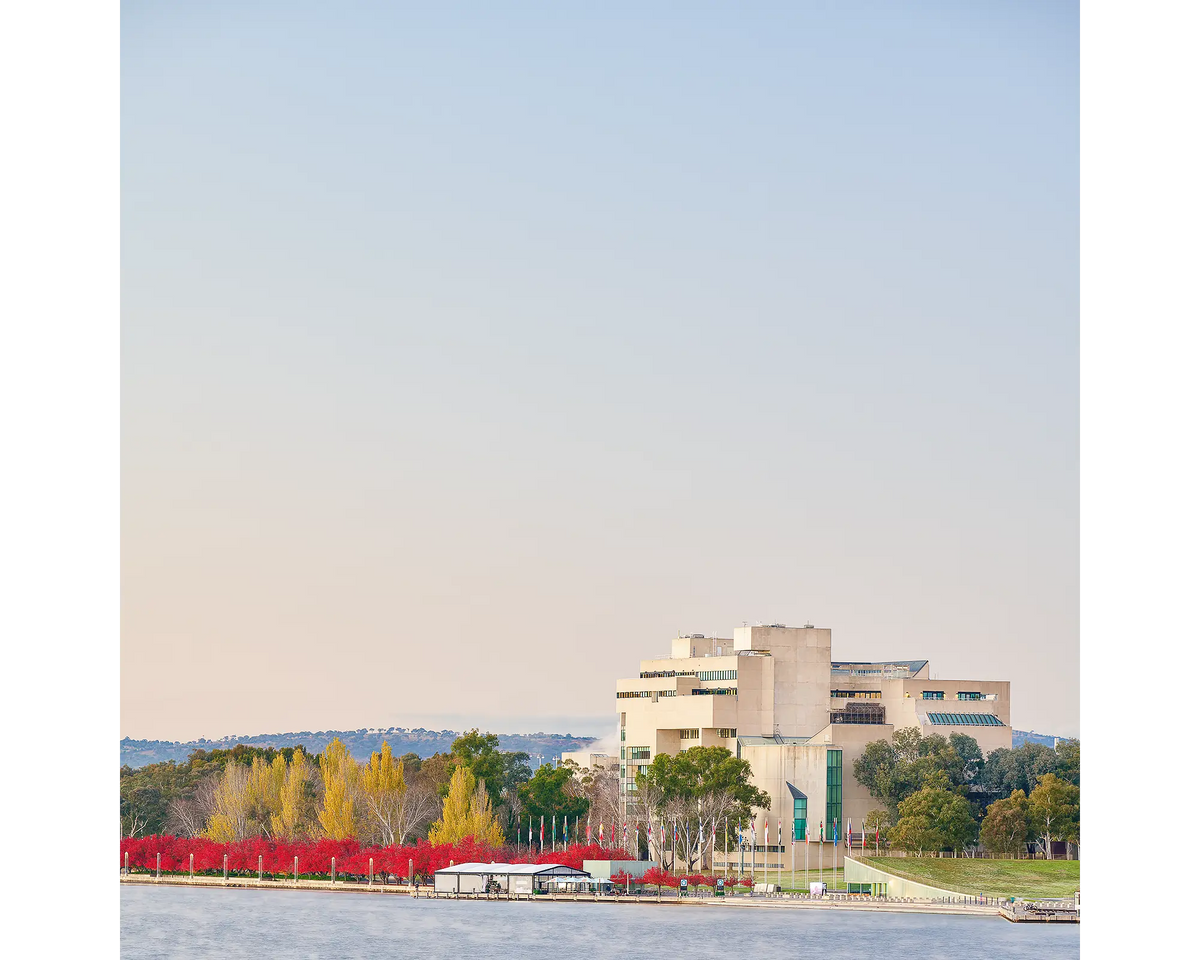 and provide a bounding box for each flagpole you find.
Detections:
[723,819,728,880]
